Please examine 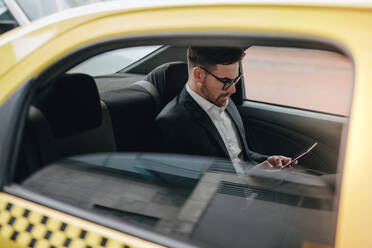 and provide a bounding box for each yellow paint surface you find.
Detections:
[0,193,165,248]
